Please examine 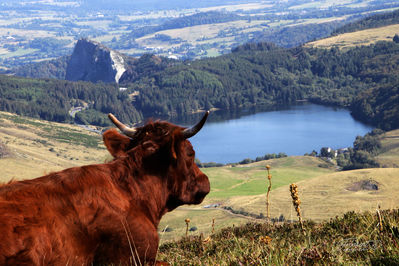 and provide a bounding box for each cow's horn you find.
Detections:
[182,110,209,139]
[108,113,137,137]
